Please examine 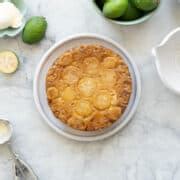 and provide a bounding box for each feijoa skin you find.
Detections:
[22,16,47,44]
[0,51,19,74]
[103,0,128,19]
[121,1,142,20]
[132,0,159,11]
